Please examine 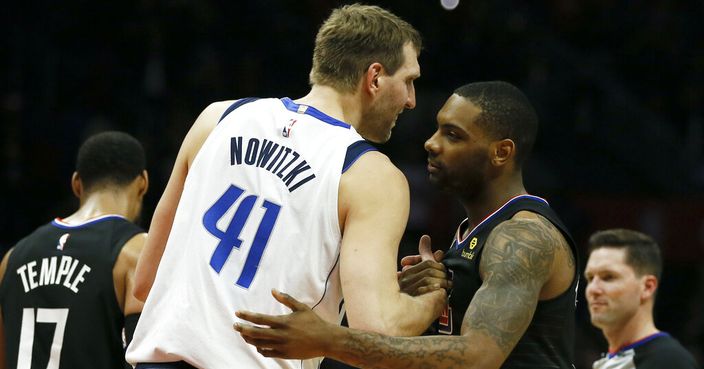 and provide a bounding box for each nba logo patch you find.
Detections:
[57,233,70,250]
[282,119,297,137]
